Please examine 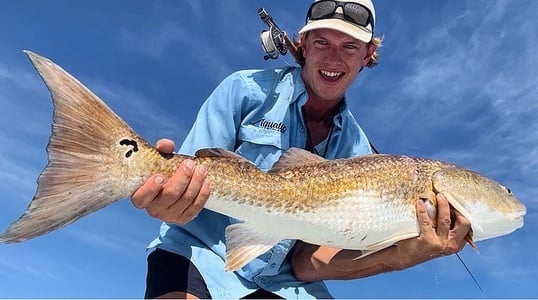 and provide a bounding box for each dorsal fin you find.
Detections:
[270,147,326,173]
[195,148,250,162]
